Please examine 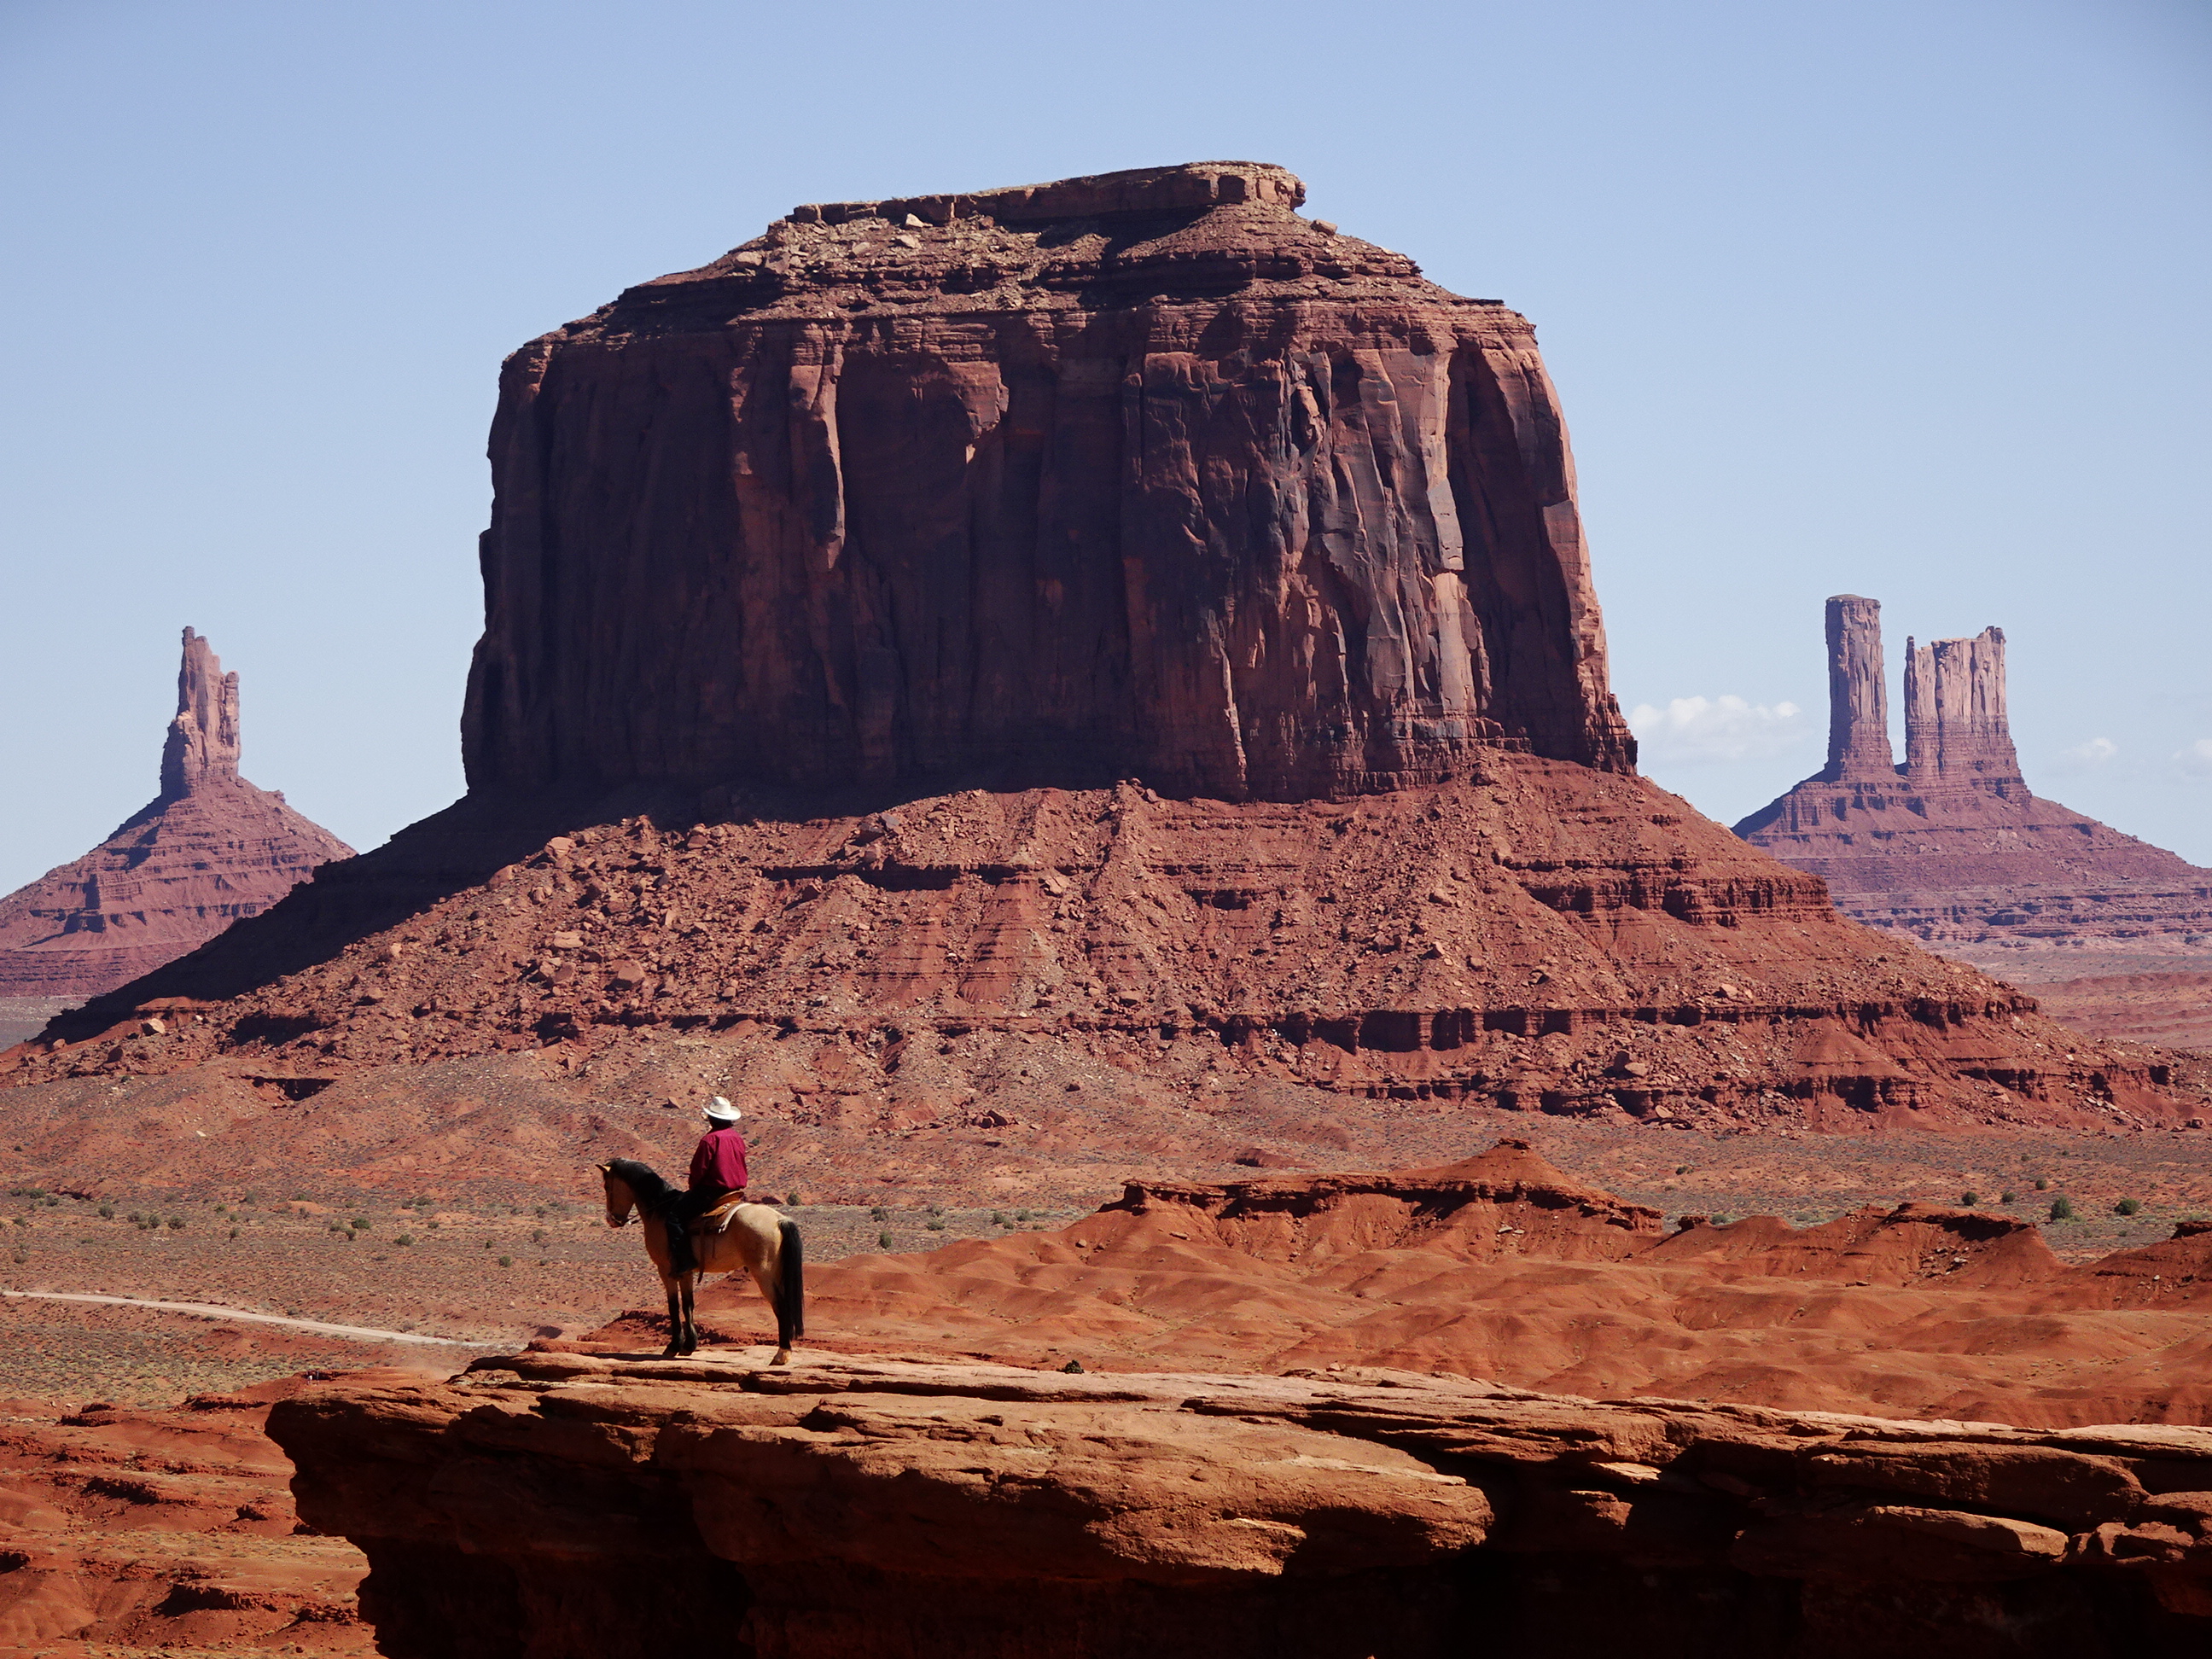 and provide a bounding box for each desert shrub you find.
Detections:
[498,1254,514,1267]
[351,1218,370,1230]
[925,1219,946,1231]
[1961,1191,1981,1207]
[228,1227,240,1240]
[2034,1177,2050,1191]
[2116,1198,2142,1217]
[870,1206,888,1221]
[97,1204,114,1219]
[529,1229,545,1244]
[876,1231,893,1249]
[43,1196,58,1208]
[395,1233,415,1247]
[2049,1196,2075,1221]
[2001,1190,2018,1204]
[242,1191,258,1204]
[991,1211,1008,1226]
